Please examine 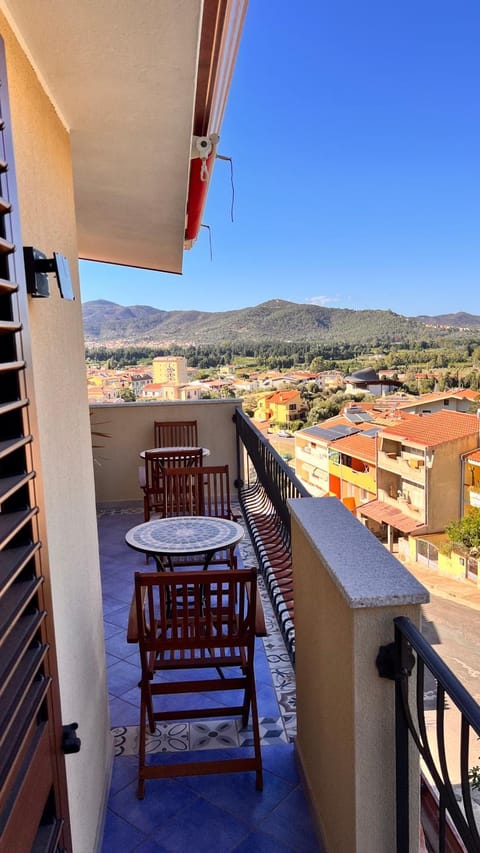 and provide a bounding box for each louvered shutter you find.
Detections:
[0,37,72,852]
